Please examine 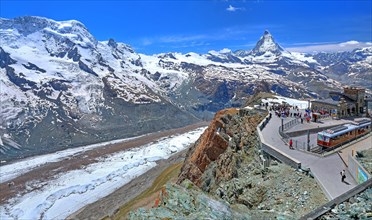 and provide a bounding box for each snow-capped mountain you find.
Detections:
[0,16,199,160]
[0,16,370,161]
[251,30,284,56]
[313,47,372,89]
